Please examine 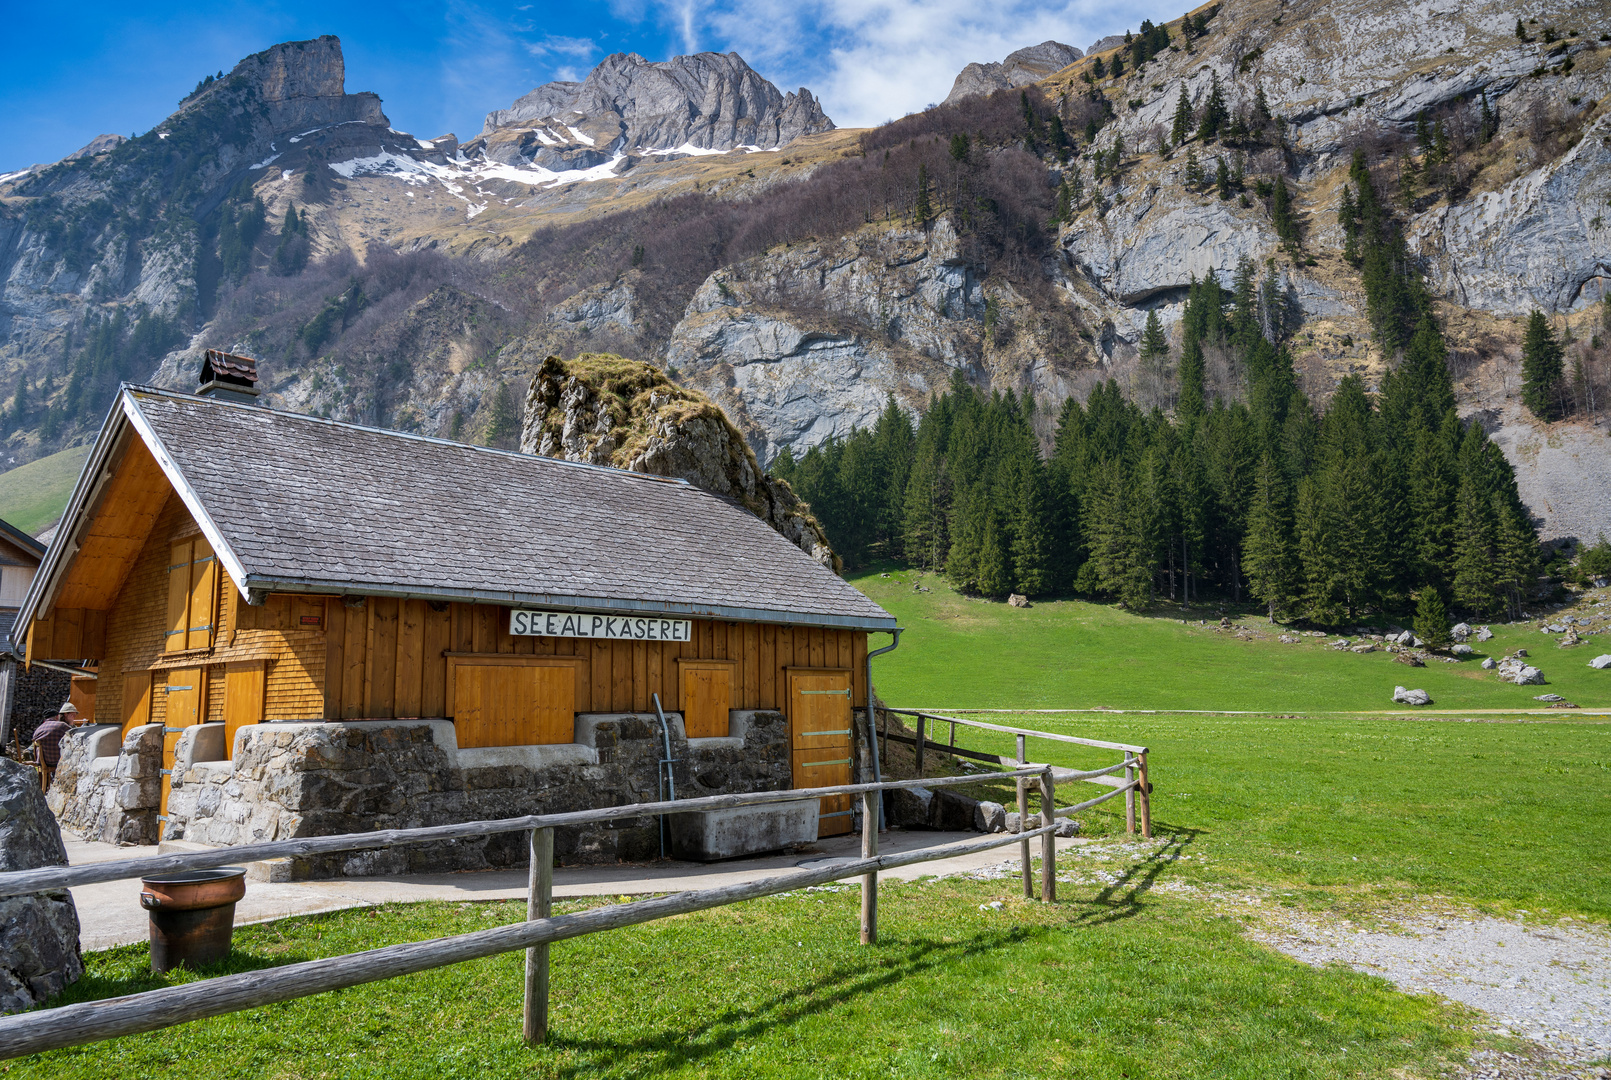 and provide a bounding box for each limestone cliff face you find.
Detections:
[945,41,1083,104]
[476,51,834,171]
[518,353,838,570]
